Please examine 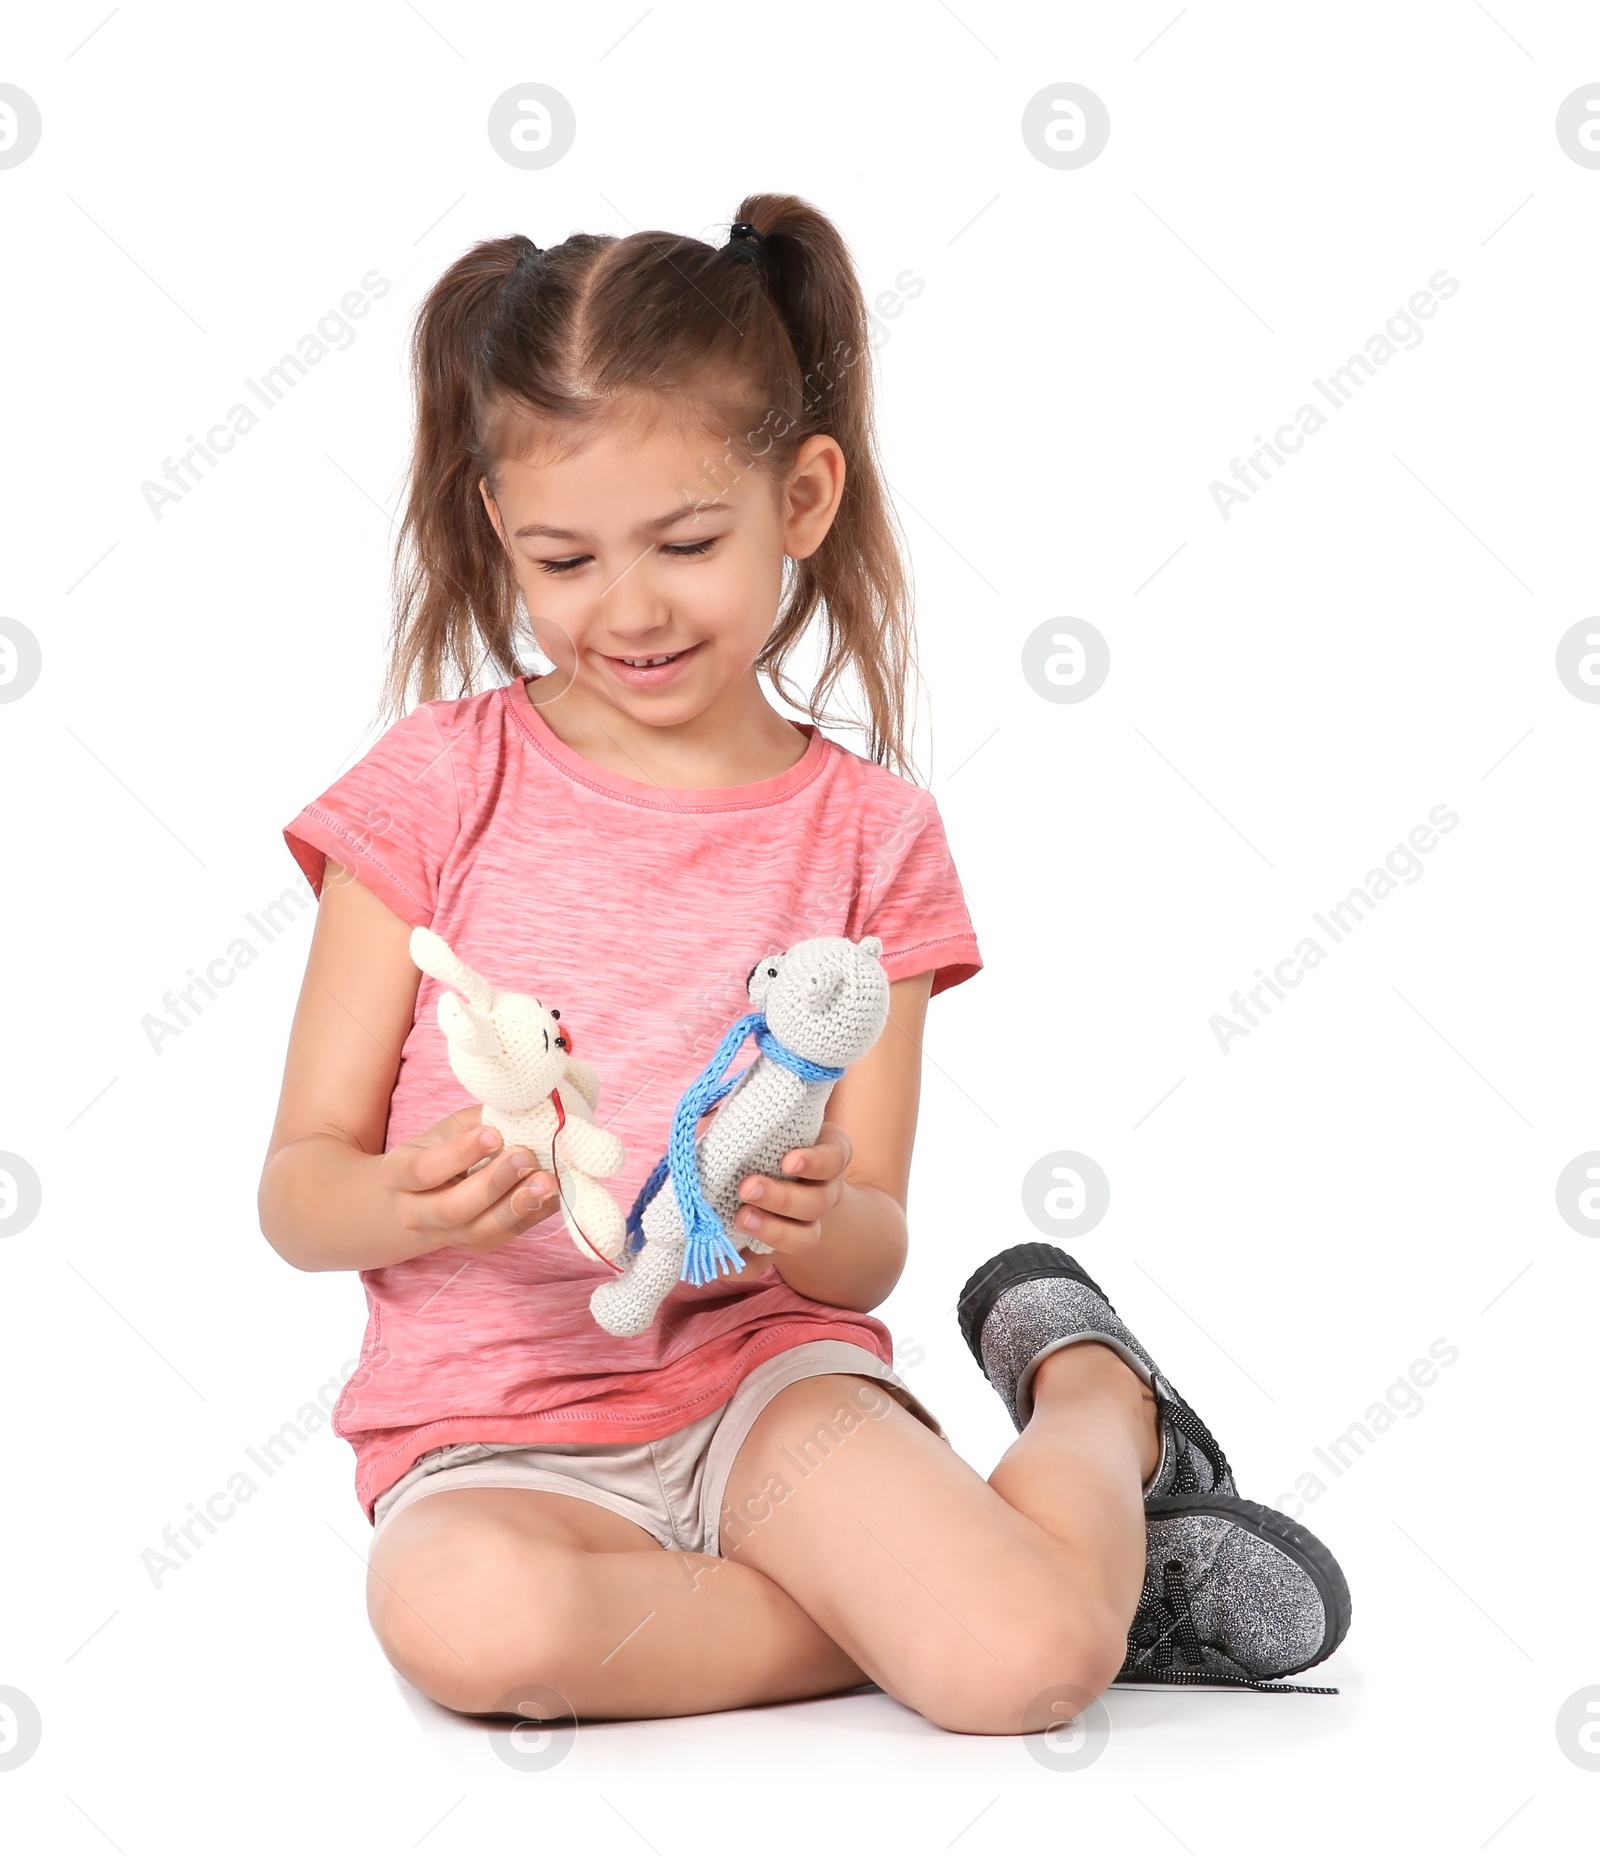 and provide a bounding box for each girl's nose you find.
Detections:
[597,554,671,635]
